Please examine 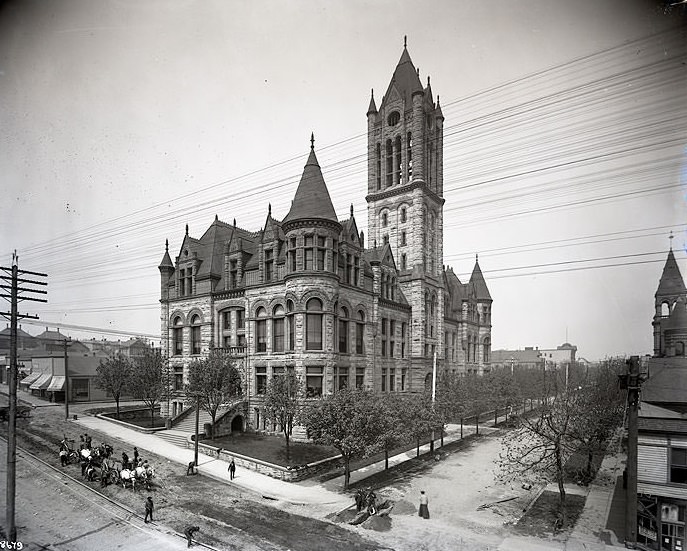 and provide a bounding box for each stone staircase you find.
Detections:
[156,429,190,447]
[155,405,228,448]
